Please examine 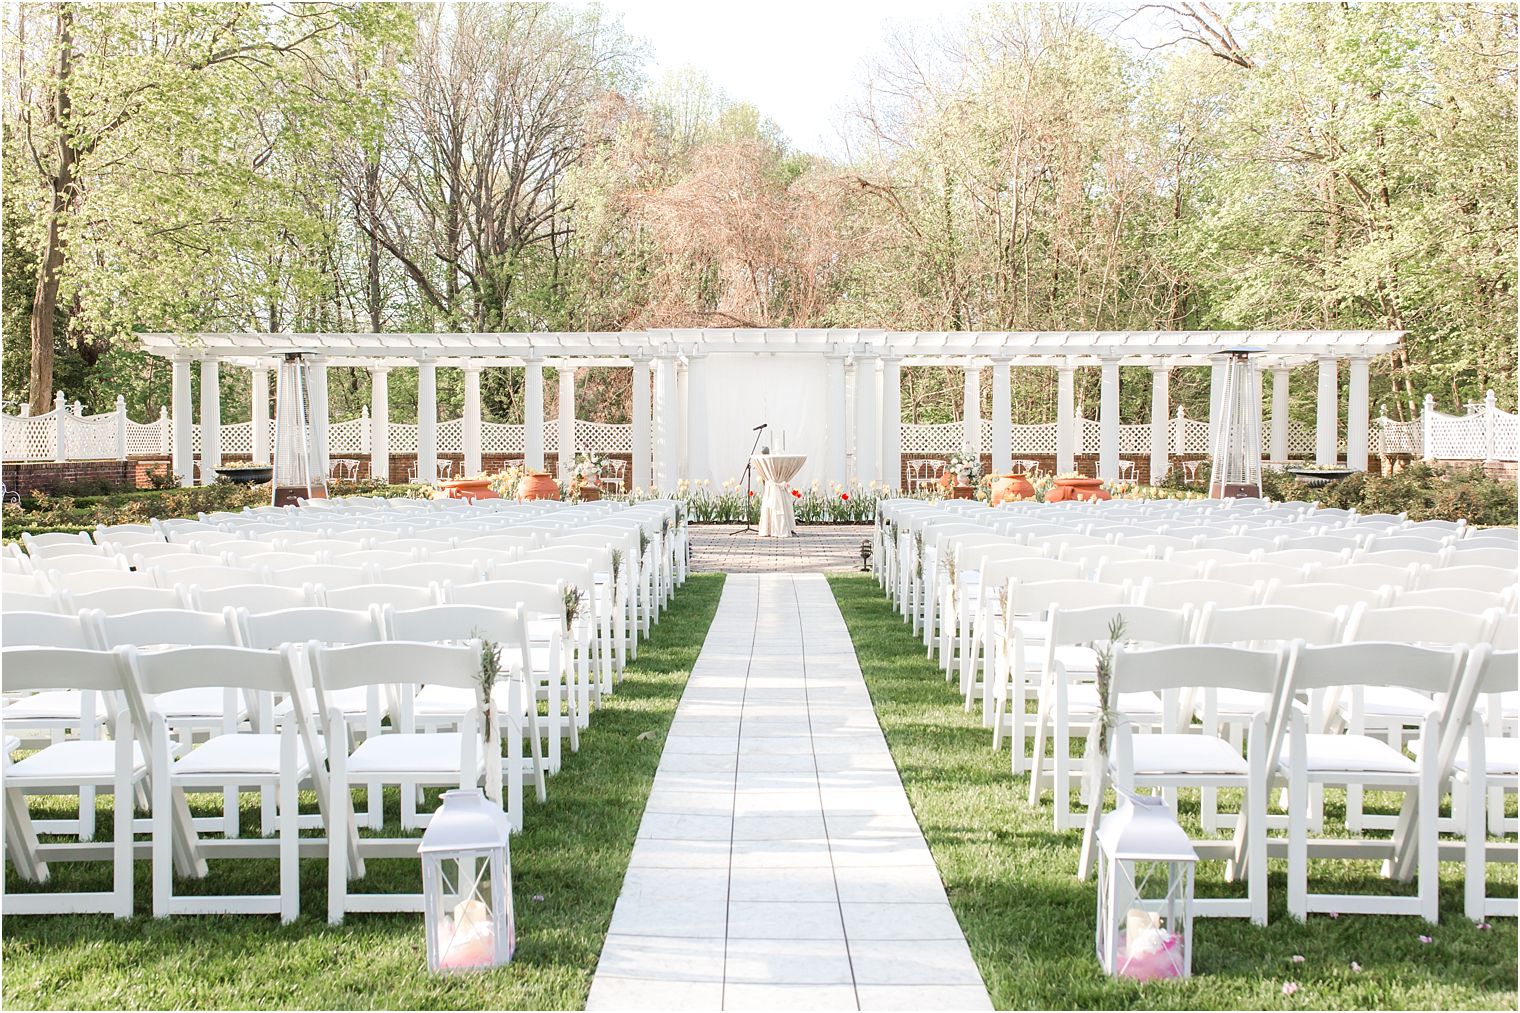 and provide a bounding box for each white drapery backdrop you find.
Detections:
[694,353,829,488]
